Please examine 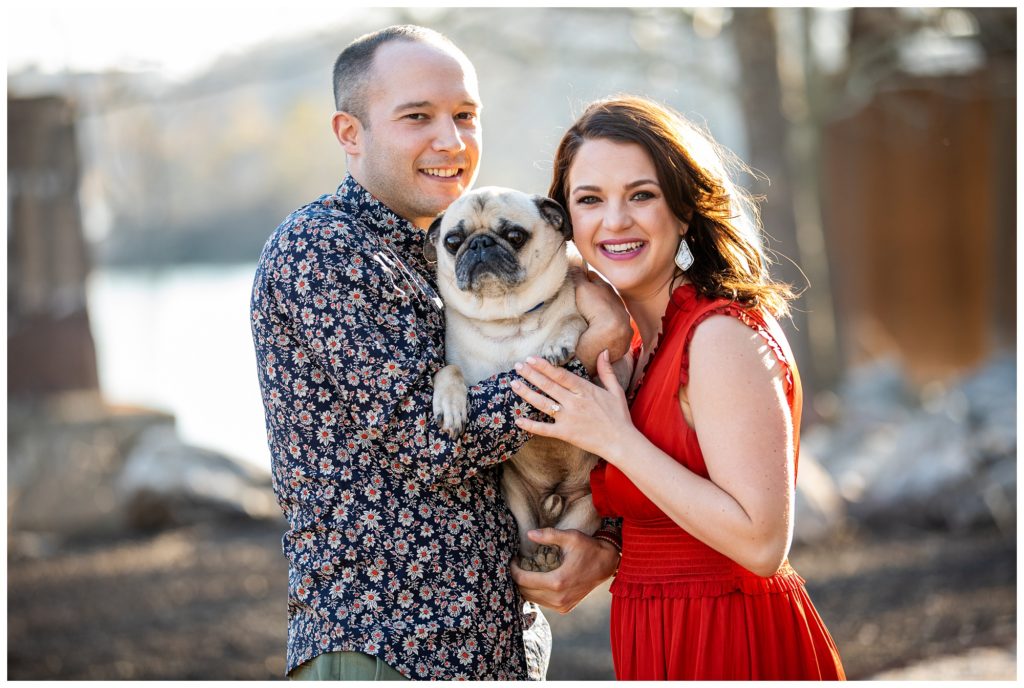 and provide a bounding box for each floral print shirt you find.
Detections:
[250,176,573,679]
